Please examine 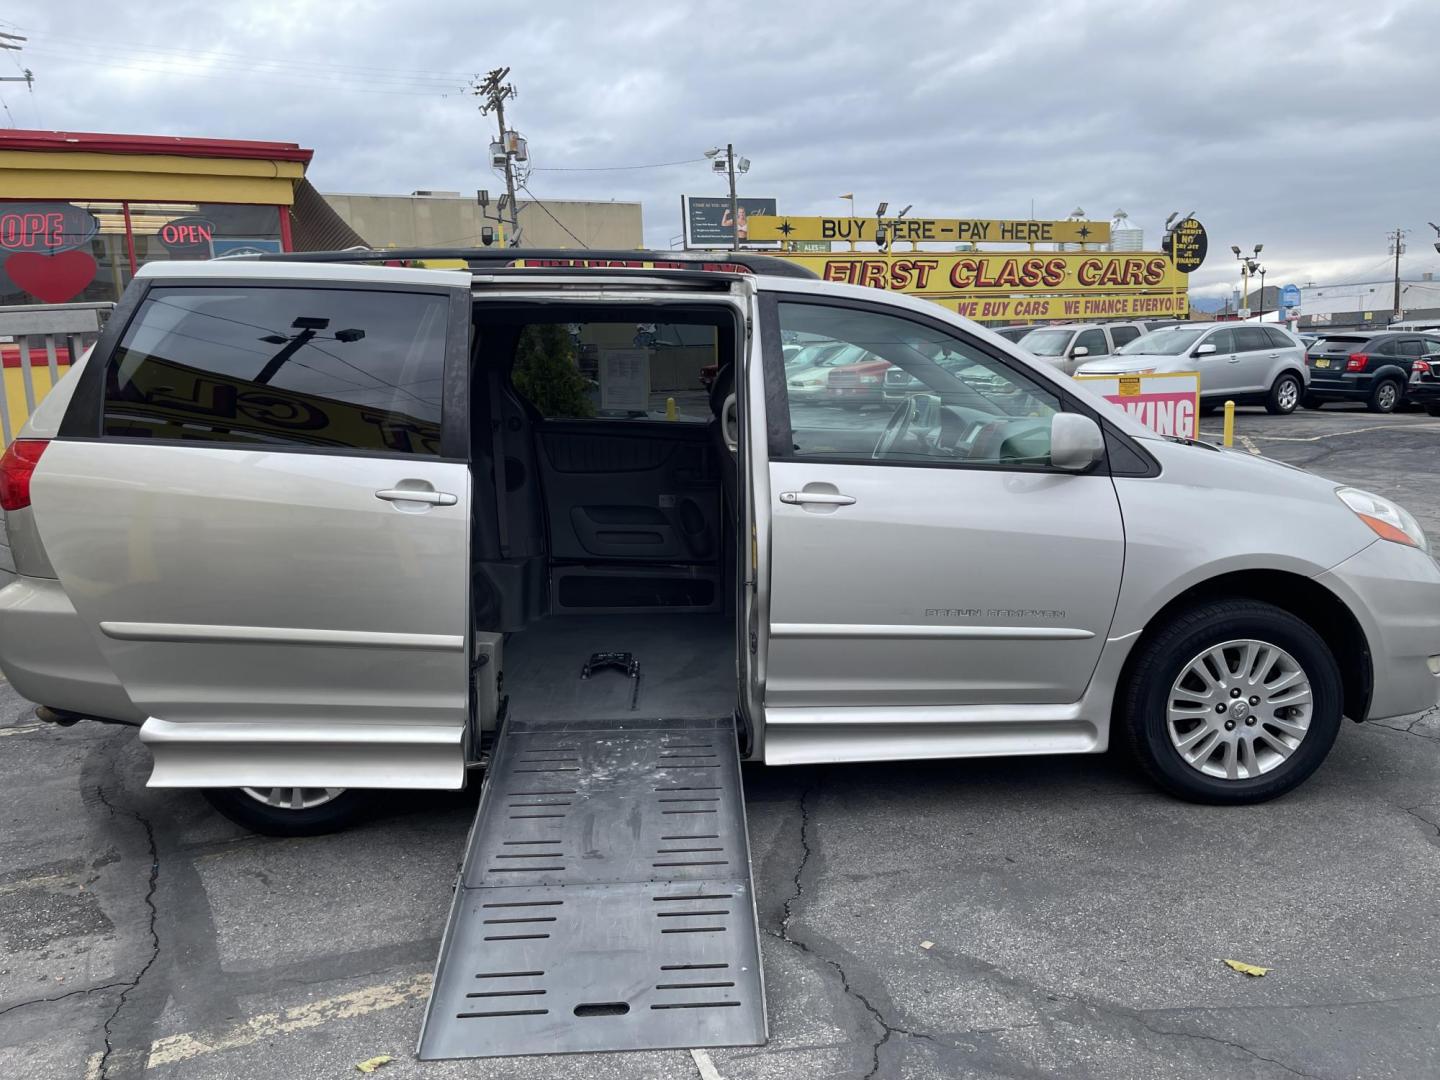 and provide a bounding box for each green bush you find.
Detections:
[512,324,594,418]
